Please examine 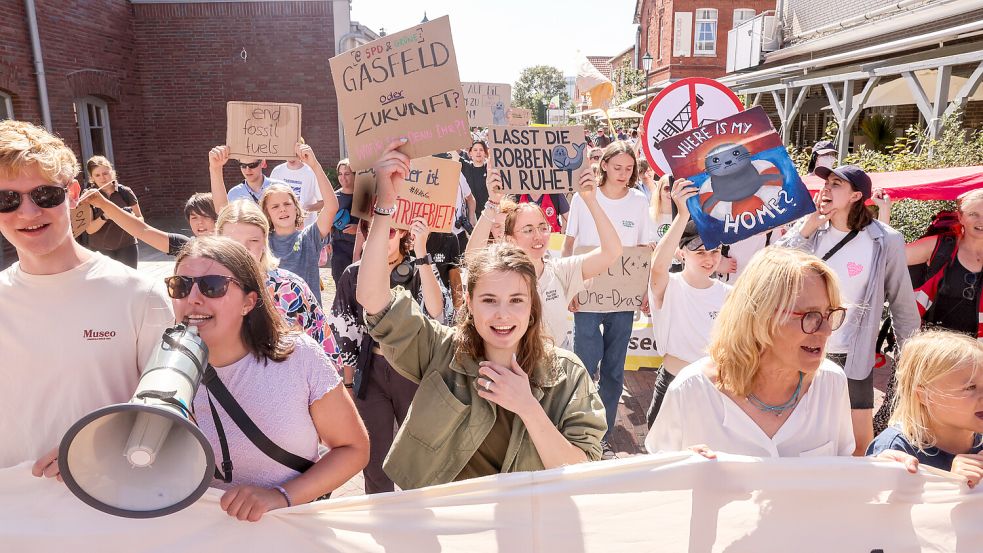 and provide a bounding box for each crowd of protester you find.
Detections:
[2,118,981,524]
